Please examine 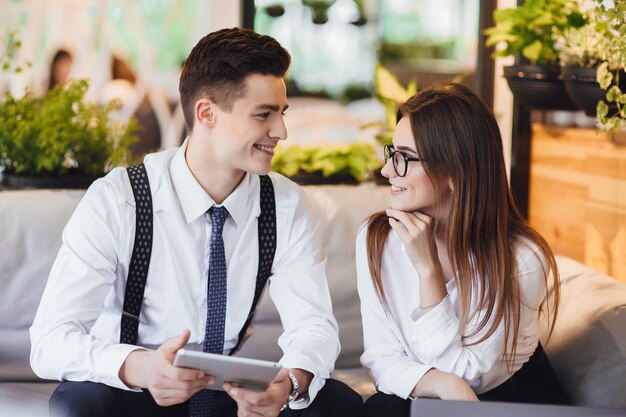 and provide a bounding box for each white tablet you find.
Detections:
[173,349,282,392]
